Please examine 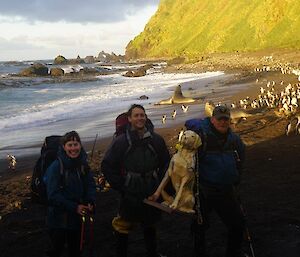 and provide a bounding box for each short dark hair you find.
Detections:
[61,131,81,145]
[127,104,146,117]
